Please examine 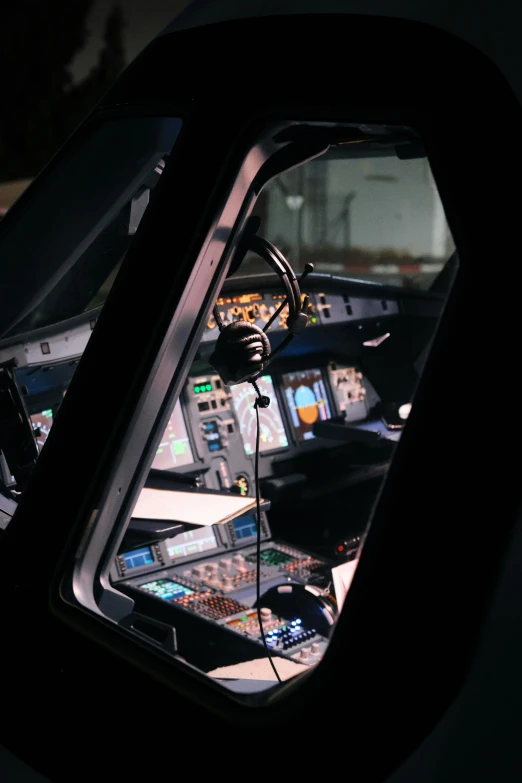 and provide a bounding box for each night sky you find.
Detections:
[72,0,192,80]
[70,0,522,102]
